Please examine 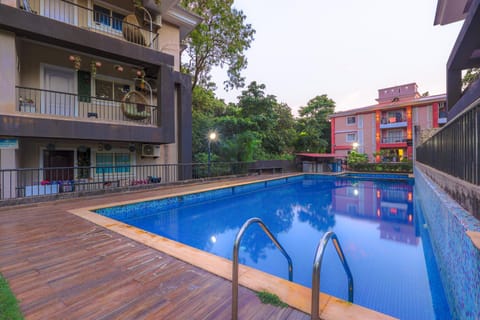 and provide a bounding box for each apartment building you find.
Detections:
[330,83,447,161]
[0,0,200,184]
